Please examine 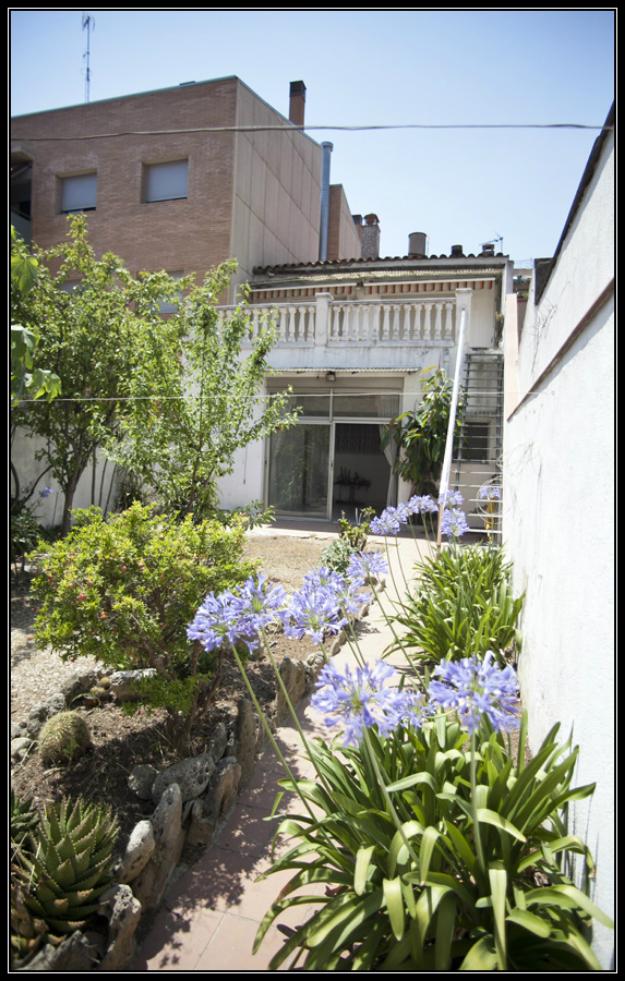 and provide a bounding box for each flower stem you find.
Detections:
[228,642,319,824]
[260,630,335,799]
[362,727,420,868]
[470,731,487,878]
